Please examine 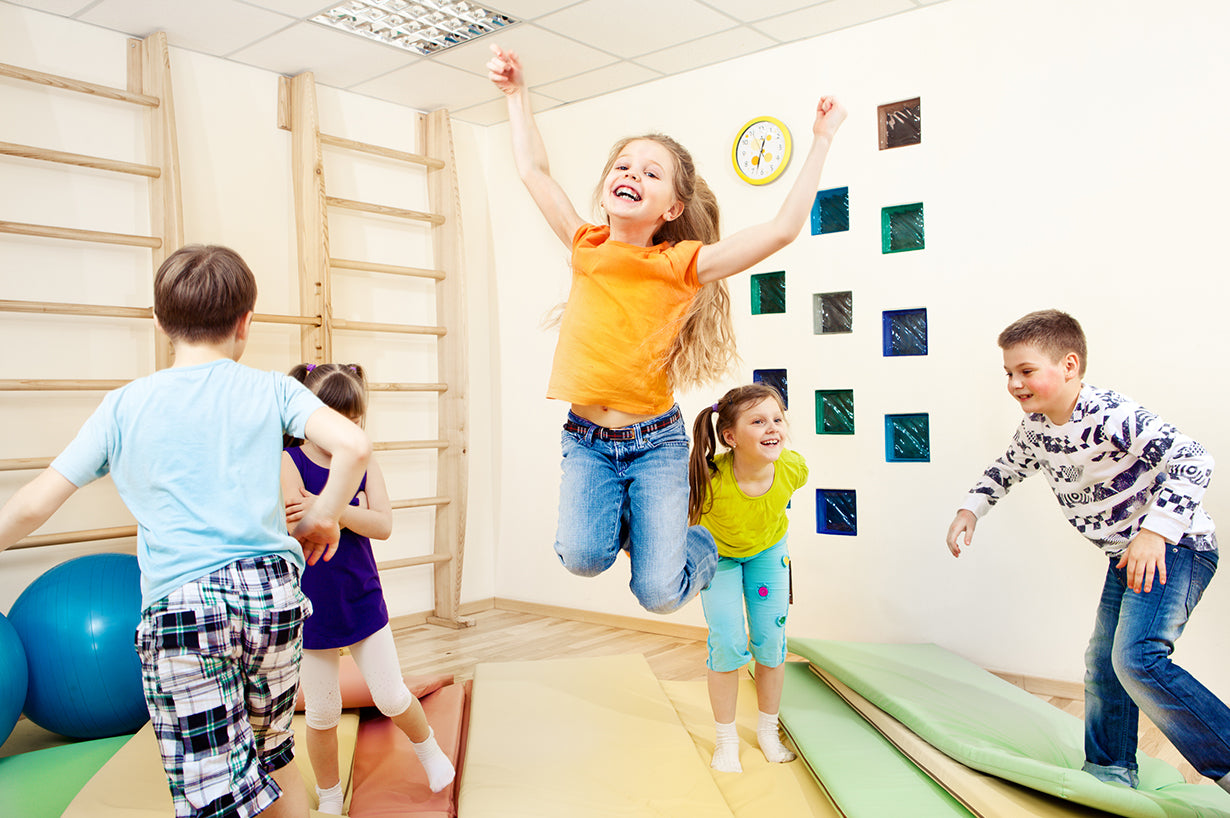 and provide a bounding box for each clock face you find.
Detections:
[733,116,792,185]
